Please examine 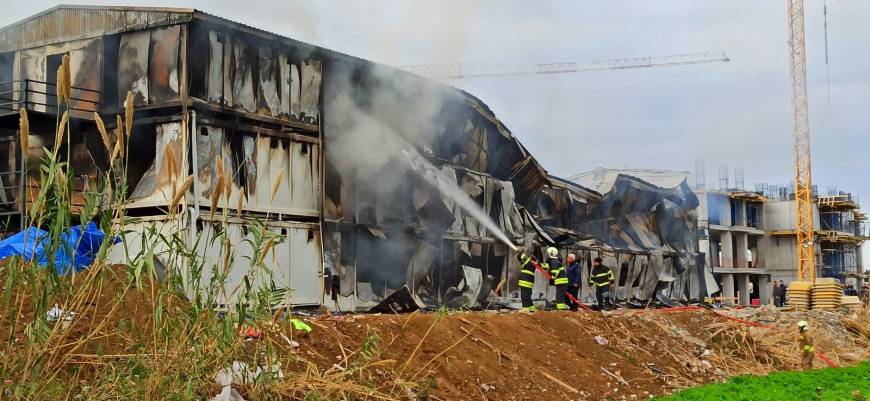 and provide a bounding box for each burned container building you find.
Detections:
[0,5,710,311]
[529,169,719,307]
[0,5,549,310]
